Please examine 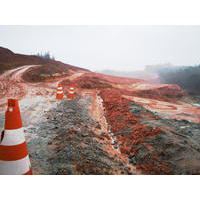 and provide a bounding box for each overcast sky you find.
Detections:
[0,25,200,71]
